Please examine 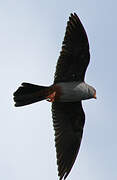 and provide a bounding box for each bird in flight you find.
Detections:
[13,13,96,180]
